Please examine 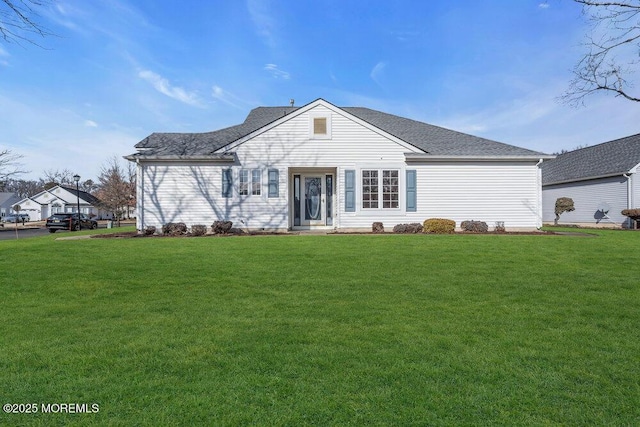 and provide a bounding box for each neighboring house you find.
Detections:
[541,133,640,228]
[126,98,552,232]
[12,185,108,220]
[0,192,20,219]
